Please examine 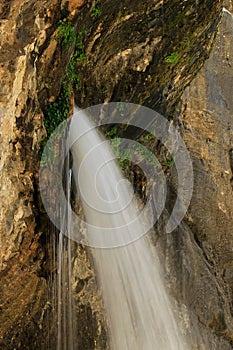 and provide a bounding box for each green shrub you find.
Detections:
[165,51,179,64]
[74,29,88,62]
[43,56,78,139]
[132,143,158,168]
[106,126,117,137]
[57,19,76,48]
[91,1,102,18]
[44,84,70,138]
[166,157,175,167]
